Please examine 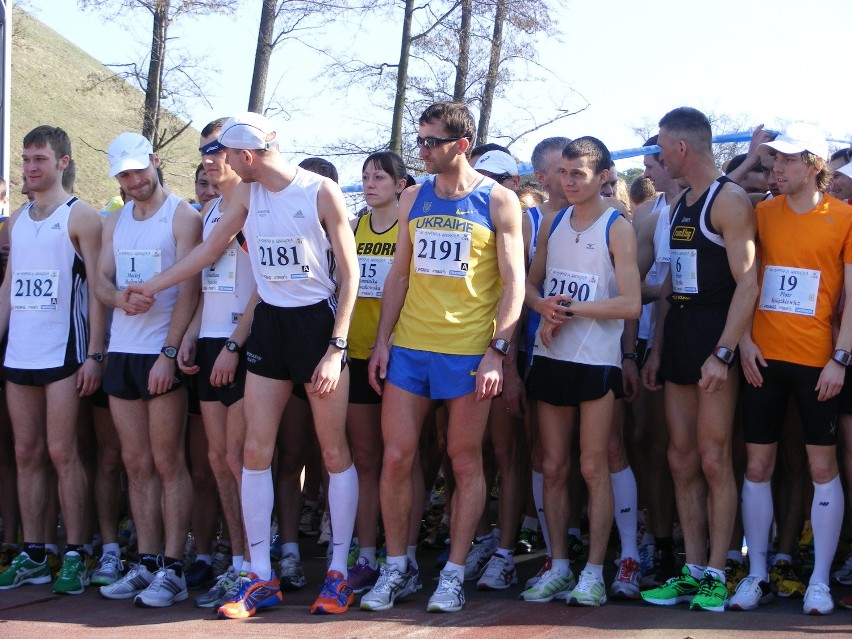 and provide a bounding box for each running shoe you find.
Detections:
[421,522,450,550]
[524,555,552,589]
[184,559,214,590]
[348,557,380,594]
[727,575,773,611]
[724,558,747,596]
[566,534,585,561]
[46,549,61,579]
[689,572,727,612]
[567,569,607,607]
[278,553,307,590]
[641,566,699,606]
[520,568,575,602]
[642,546,677,587]
[134,566,188,608]
[464,538,496,581]
[217,572,282,619]
[311,570,354,614]
[515,527,542,555]
[770,559,806,597]
[360,563,417,611]
[52,551,90,595]
[269,534,282,563]
[638,542,656,577]
[99,562,154,599]
[299,500,321,537]
[477,553,517,590]
[610,556,641,599]
[803,581,833,615]
[0,545,18,573]
[210,543,232,577]
[348,540,360,569]
[838,592,852,610]
[0,552,51,589]
[317,511,332,546]
[832,552,852,585]
[195,566,238,608]
[91,552,123,586]
[427,569,465,613]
